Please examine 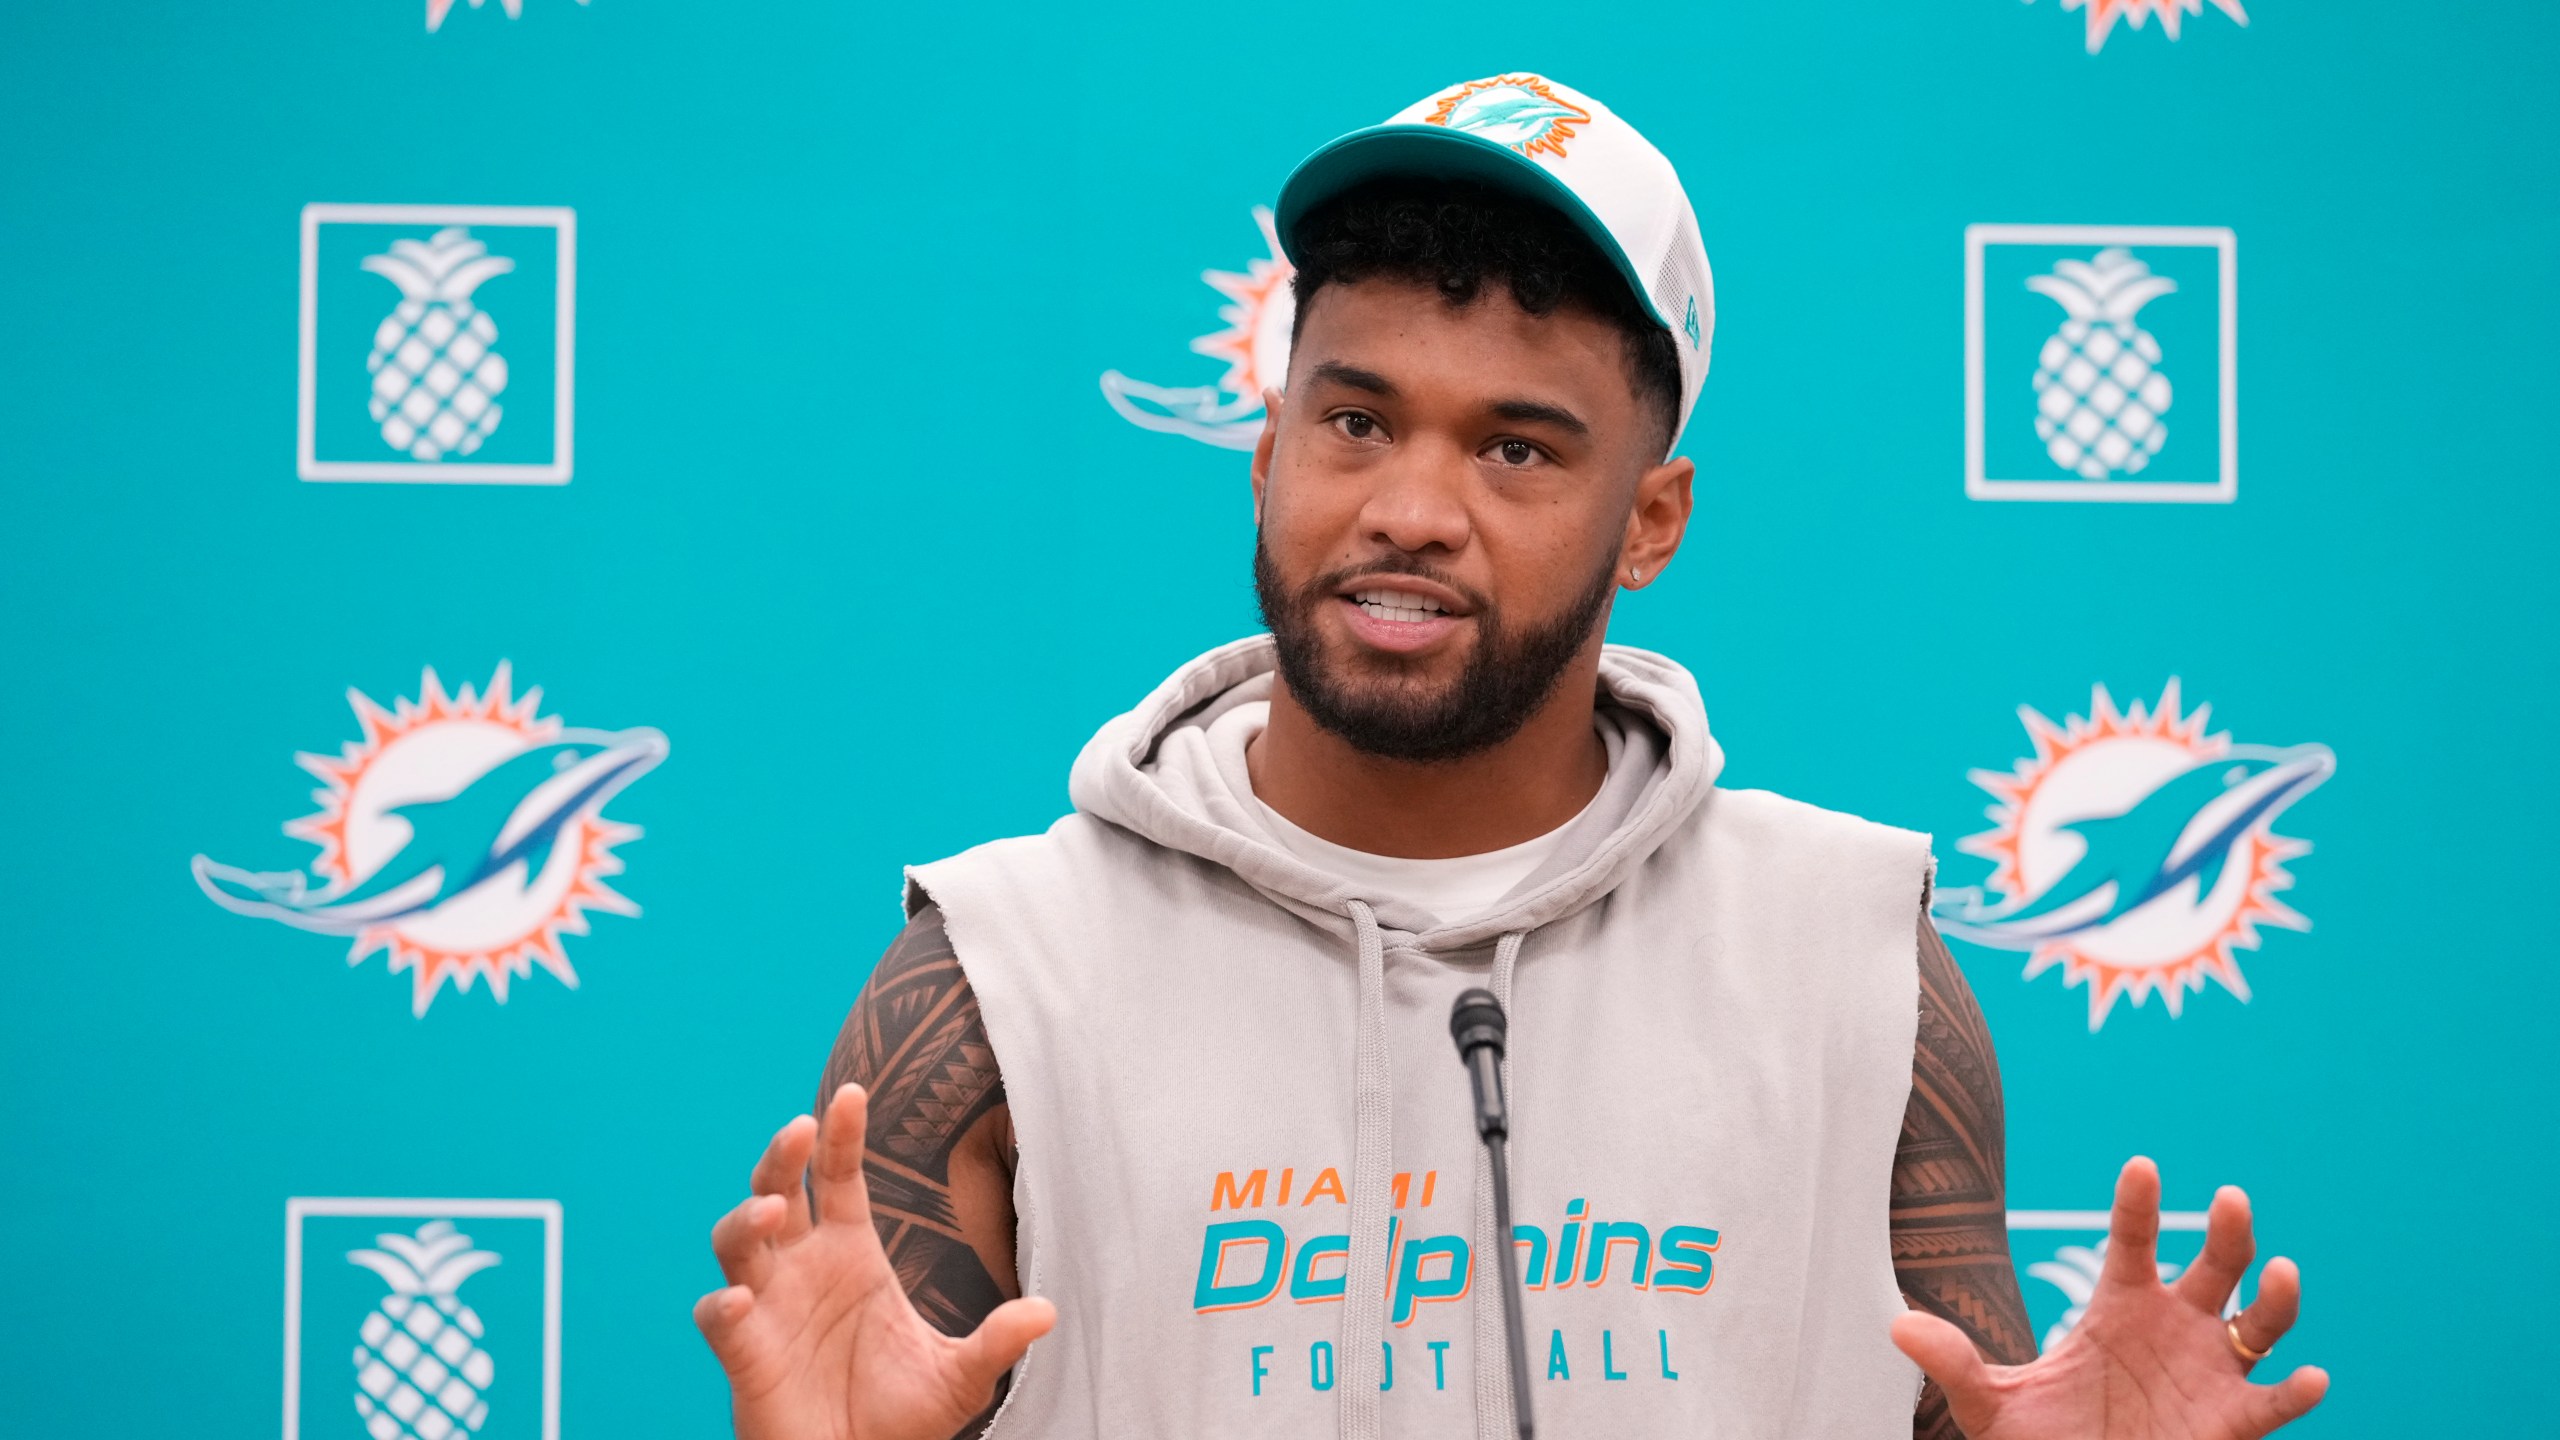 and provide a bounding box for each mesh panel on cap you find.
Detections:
[1649,210,1709,357]
[1645,210,1710,449]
